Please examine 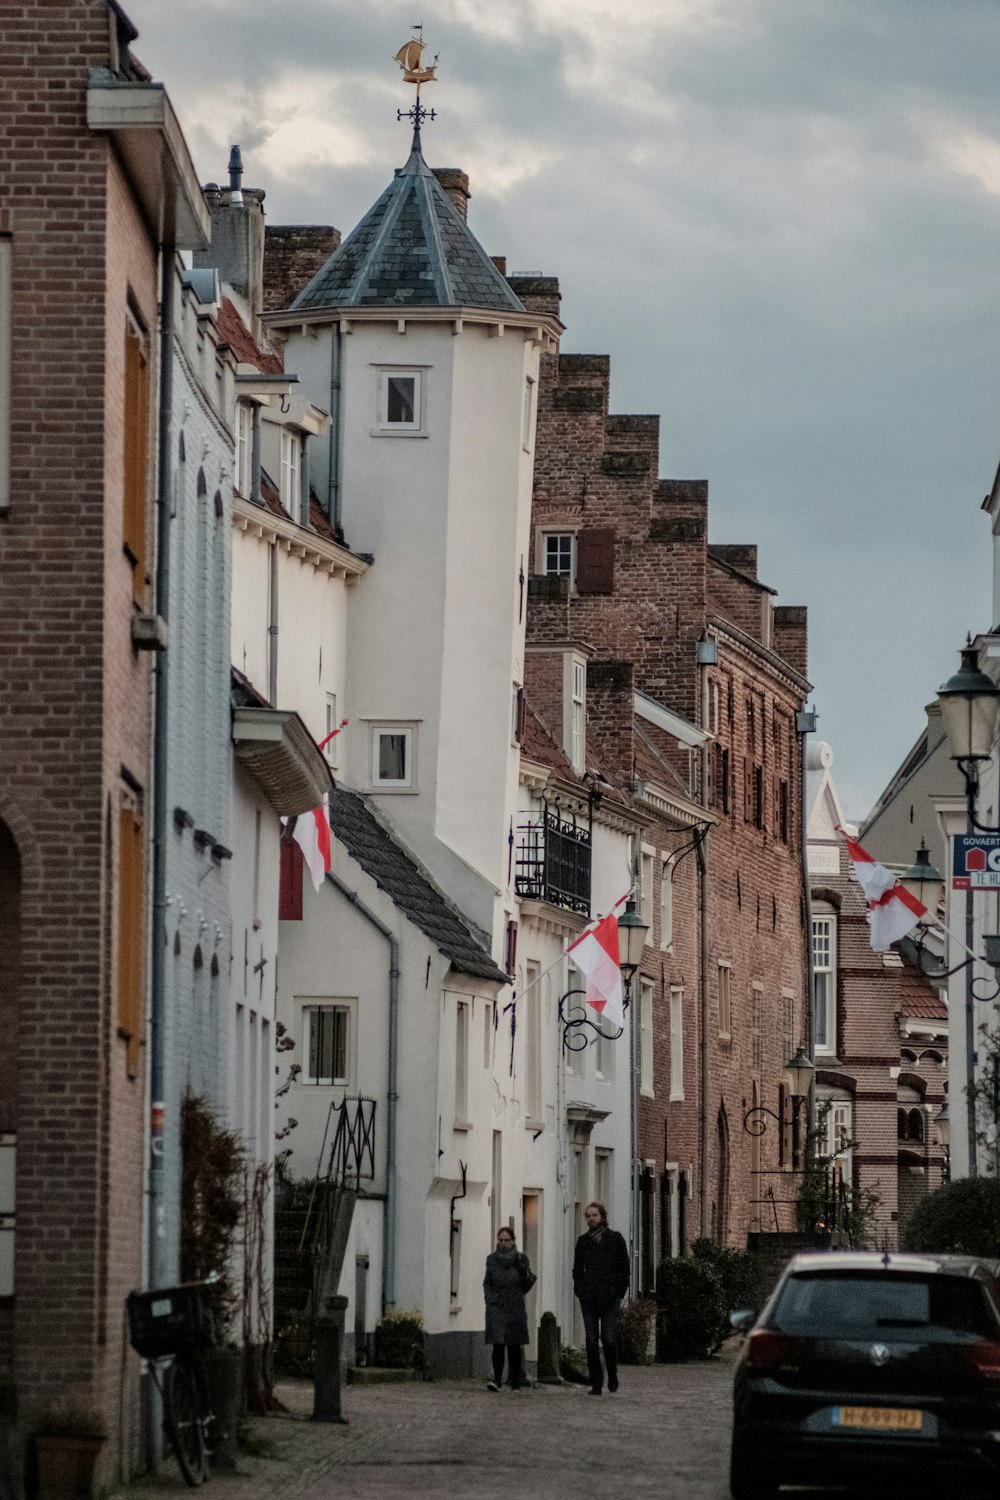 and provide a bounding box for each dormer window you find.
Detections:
[375,368,425,434]
[279,428,301,512]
